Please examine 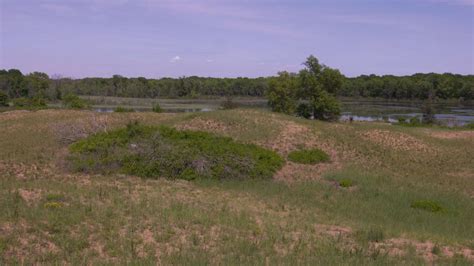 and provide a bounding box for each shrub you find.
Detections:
[464,122,474,129]
[0,91,9,106]
[431,245,441,255]
[410,200,443,213]
[12,96,47,108]
[114,106,135,113]
[45,194,65,202]
[397,117,407,124]
[220,97,238,110]
[366,228,385,242]
[63,93,89,109]
[339,179,353,188]
[69,123,284,180]
[288,149,330,164]
[409,116,421,125]
[296,103,311,119]
[310,91,341,121]
[152,103,163,113]
[44,202,62,209]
